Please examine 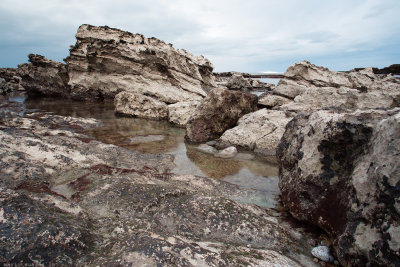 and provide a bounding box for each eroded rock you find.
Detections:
[114,91,169,120]
[17,54,70,97]
[277,108,400,266]
[65,24,216,102]
[185,87,258,143]
[168,100,201,126]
